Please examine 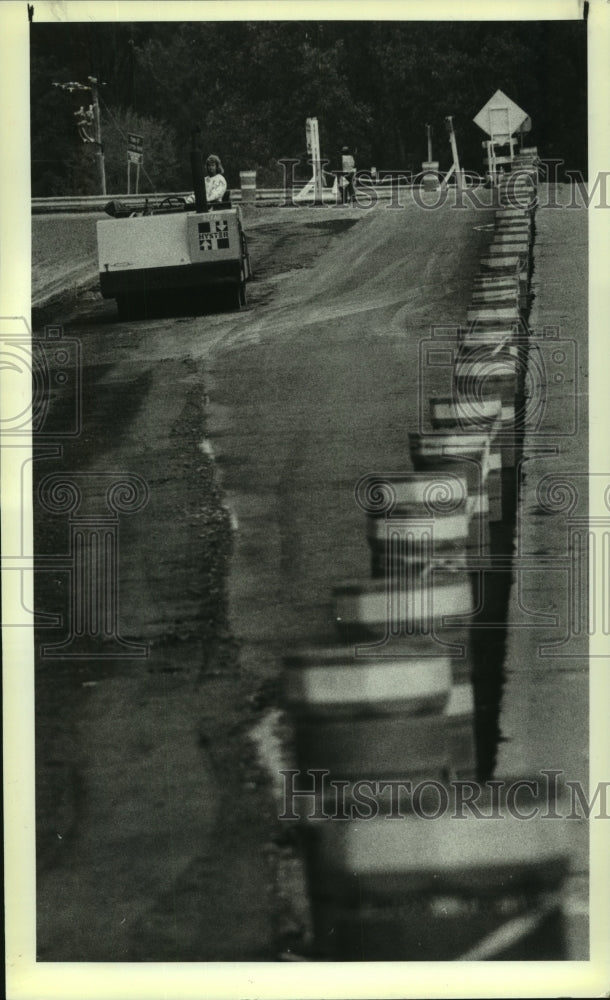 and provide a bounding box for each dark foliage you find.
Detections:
[30,20,587,196]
